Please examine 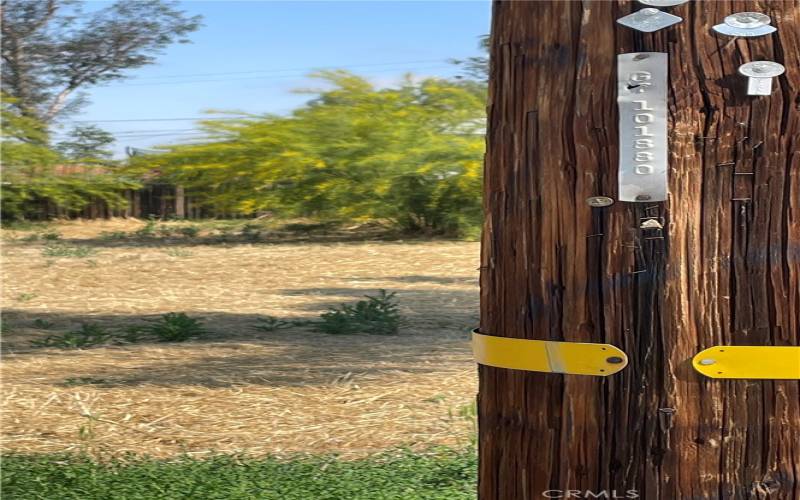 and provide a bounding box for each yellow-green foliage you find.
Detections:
[1,97,139,220]
[136,72,486,236]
